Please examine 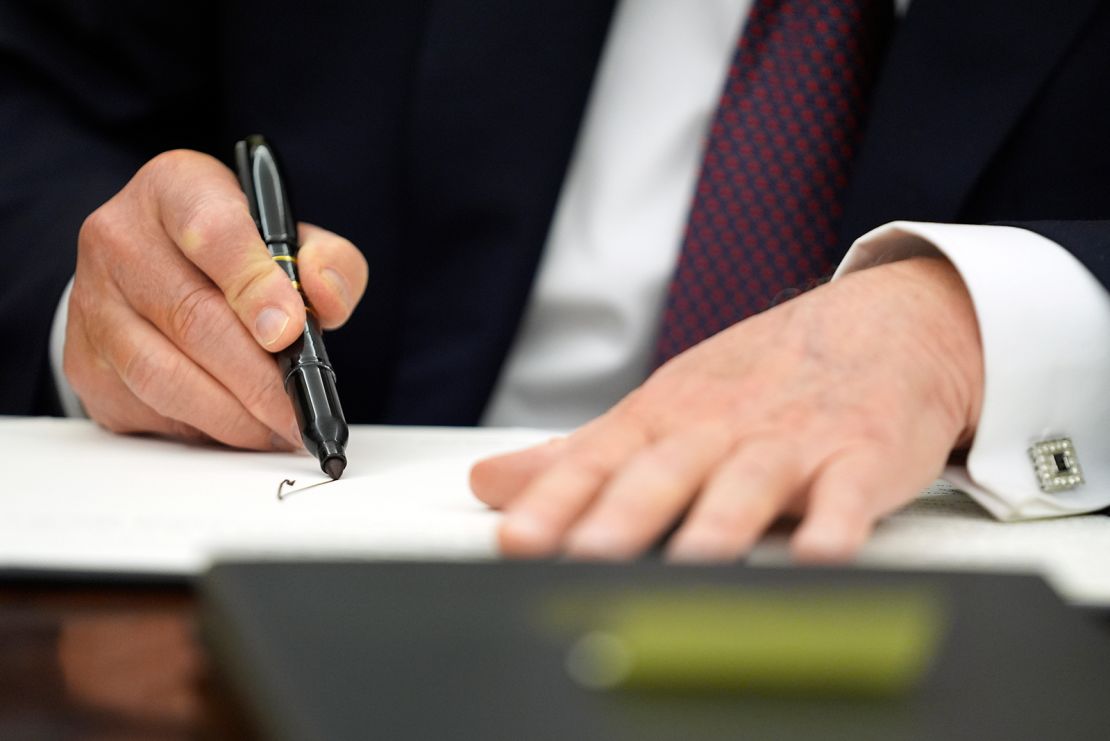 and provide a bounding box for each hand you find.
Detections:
[65,150,368,449]
[471,256,983,562]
